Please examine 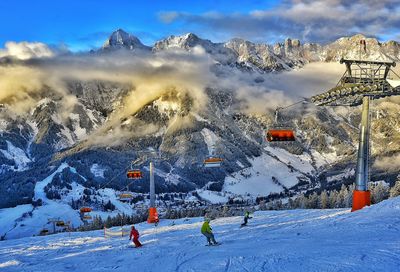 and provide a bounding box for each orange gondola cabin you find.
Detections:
[127,169,143,179]
[266,129,295,142]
